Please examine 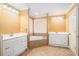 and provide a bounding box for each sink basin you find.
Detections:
[2,33,27,40]
[48,32,69,34]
